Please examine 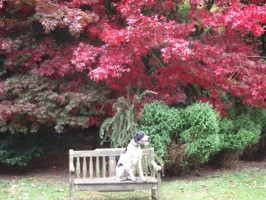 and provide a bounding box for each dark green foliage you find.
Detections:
[140,102,184,165]
[226,103,265,123]
[0,133,43,167]
[219,104,264,162]
[247,107,266,137]
[234,115,261,147]
[0,127,92,167]
[222,104,264,149]
[180,102,221,164]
